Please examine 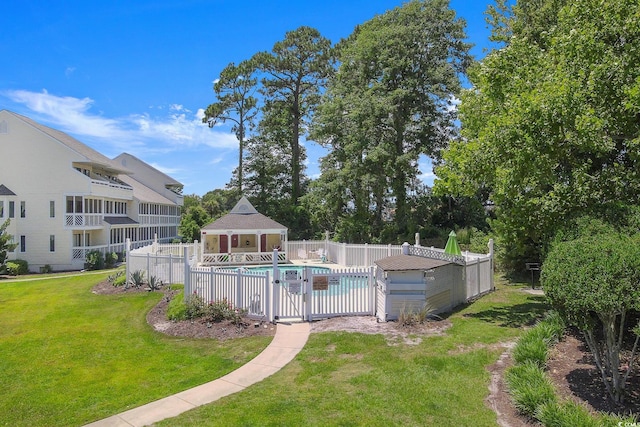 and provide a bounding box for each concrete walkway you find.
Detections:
[85,322,310,427]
